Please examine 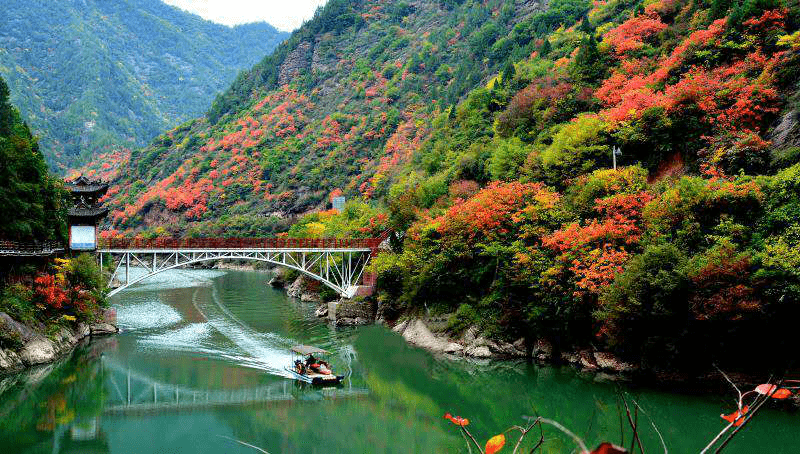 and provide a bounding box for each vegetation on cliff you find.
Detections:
[0,77,107,349]
[367,1,800,373]
[96,0,554,236]
[0,255,108,347]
